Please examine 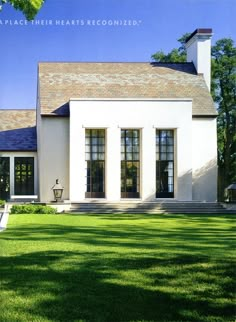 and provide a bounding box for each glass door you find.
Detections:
[14,157,34,195]
[0,157,10,200]
[121,129,140,198]
[85,129,105,198]
[156,130,174,198]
